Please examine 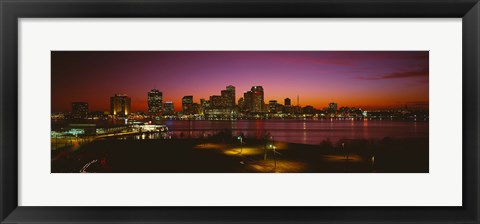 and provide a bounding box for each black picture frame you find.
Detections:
[1,0,479,223]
